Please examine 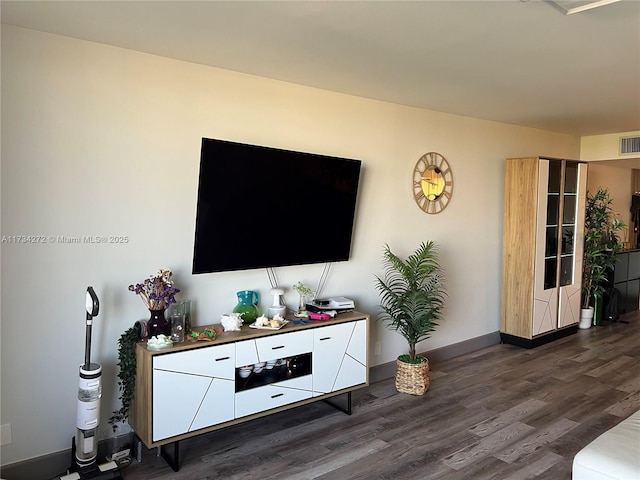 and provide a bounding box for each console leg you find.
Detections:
[324,391,352,415]
[160,441,180,472]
